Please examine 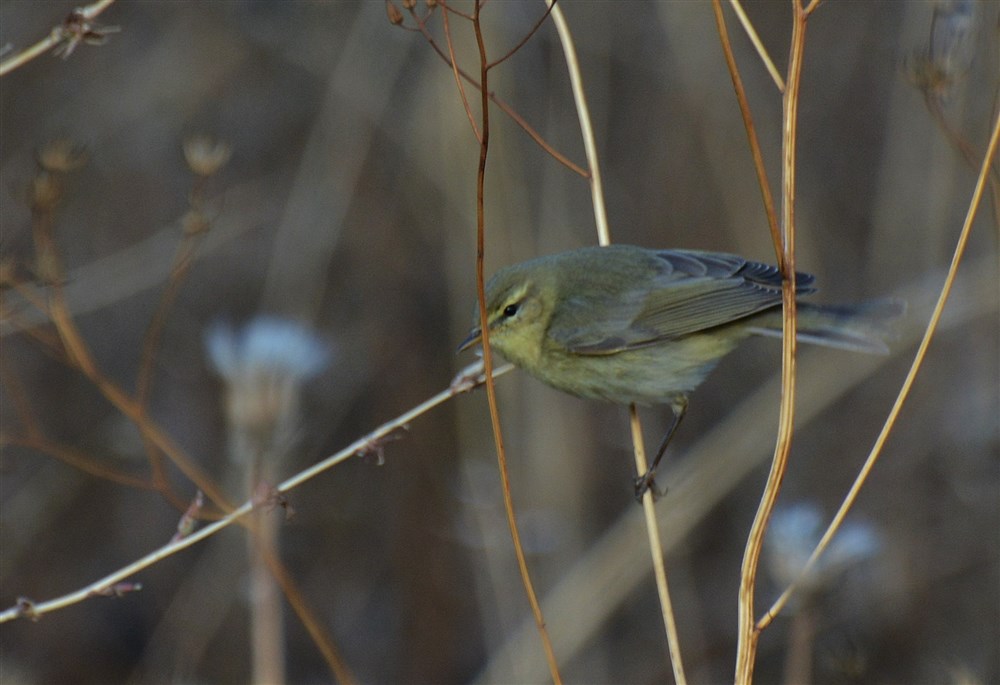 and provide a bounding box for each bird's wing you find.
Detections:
[548,250,814,354]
